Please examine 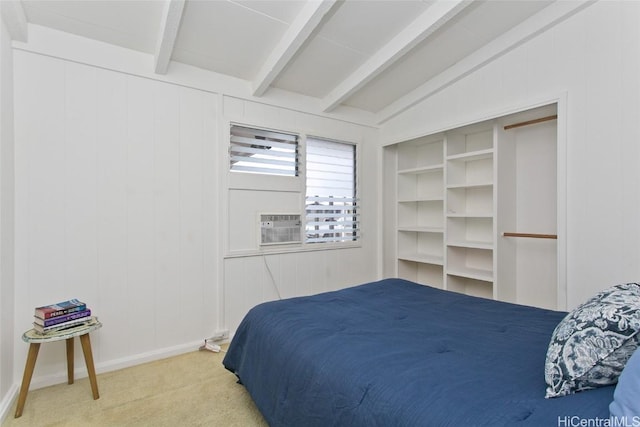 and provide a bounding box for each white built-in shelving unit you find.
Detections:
[396,134,445,288]
[387,104,560,308]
